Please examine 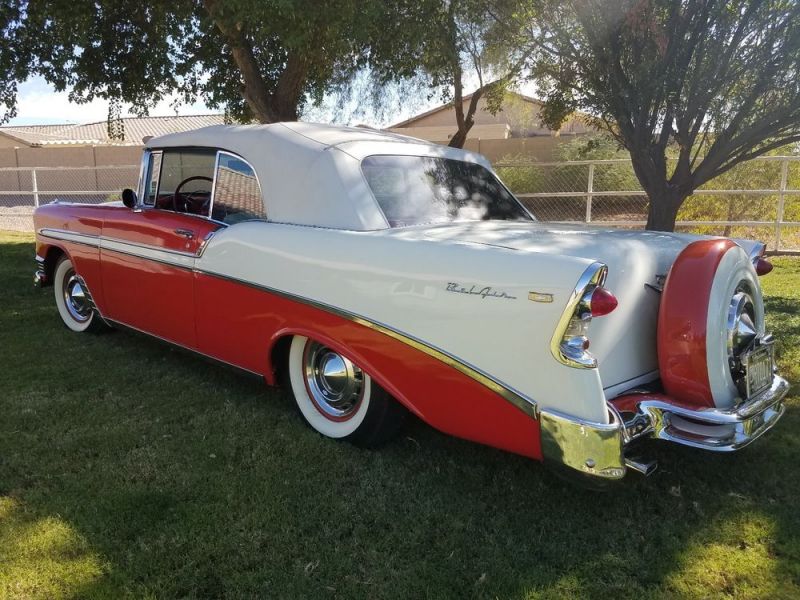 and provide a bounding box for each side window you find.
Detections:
[211,152,265,224]
[143,151,162,206]
[155,149,217,215]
